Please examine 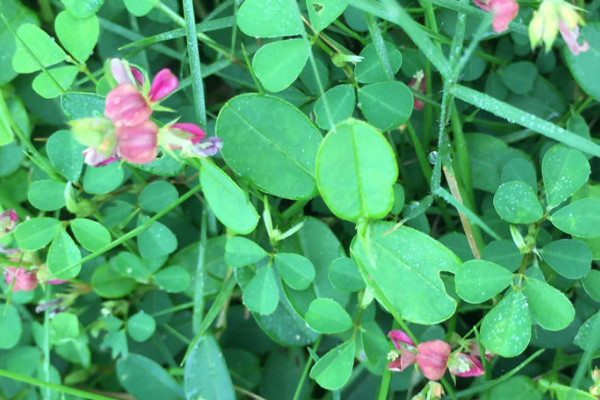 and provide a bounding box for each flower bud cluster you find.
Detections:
[529,0,589,55]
